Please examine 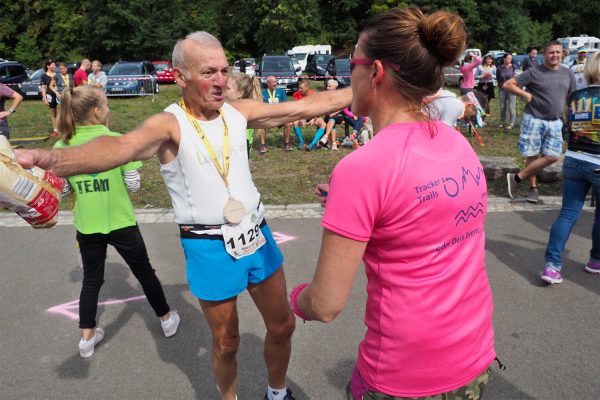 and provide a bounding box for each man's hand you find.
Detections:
[523,92,533,104]
[0,111,9,120]
[14,148,55,171]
